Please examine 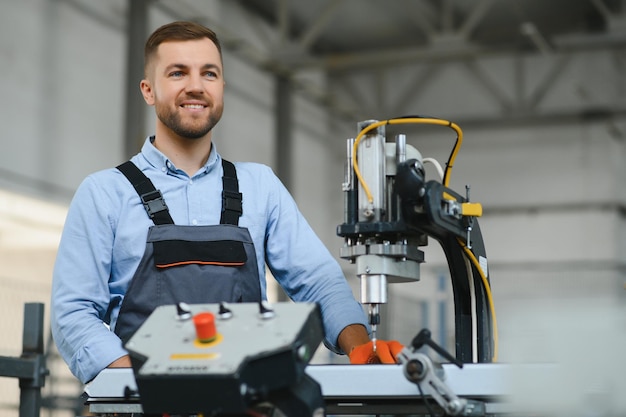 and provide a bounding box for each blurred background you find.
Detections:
[1,0,625,416]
